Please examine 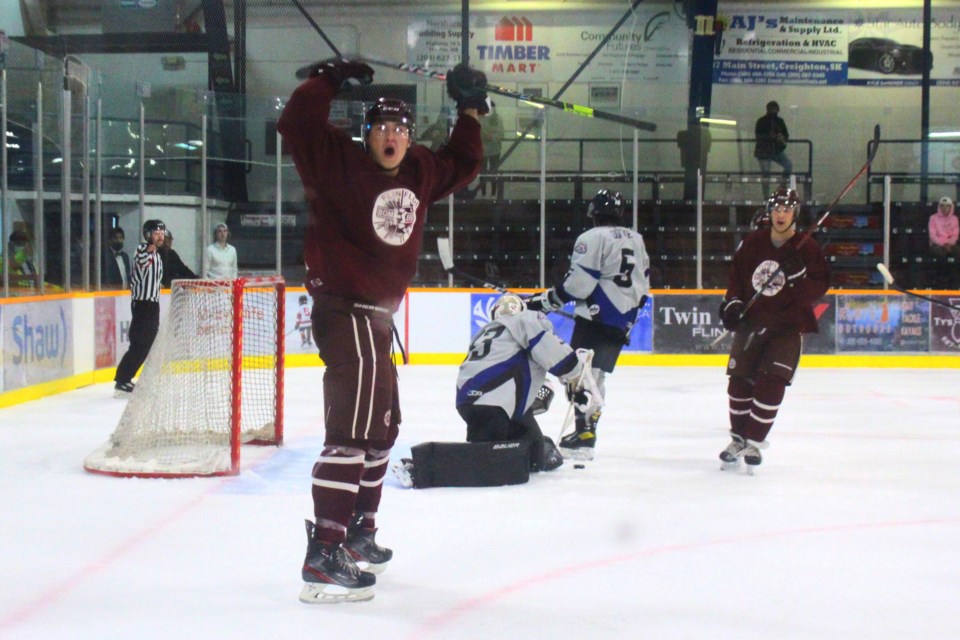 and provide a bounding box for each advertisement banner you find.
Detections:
[94,297,117,369]
[115,296,134,362]
[2,300,74,390]
[836,295,930,352]
[408,10,690,85]
[930,296,960,353]
[803,298,837,355]
[715,7,960,87]
[653,294,729,354]
[468,293,652,353]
